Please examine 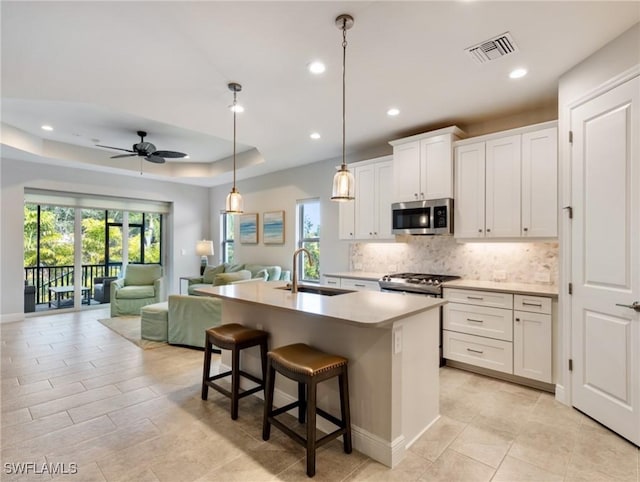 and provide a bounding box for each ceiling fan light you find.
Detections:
[331,165,355,201]
[225,188,244,214]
